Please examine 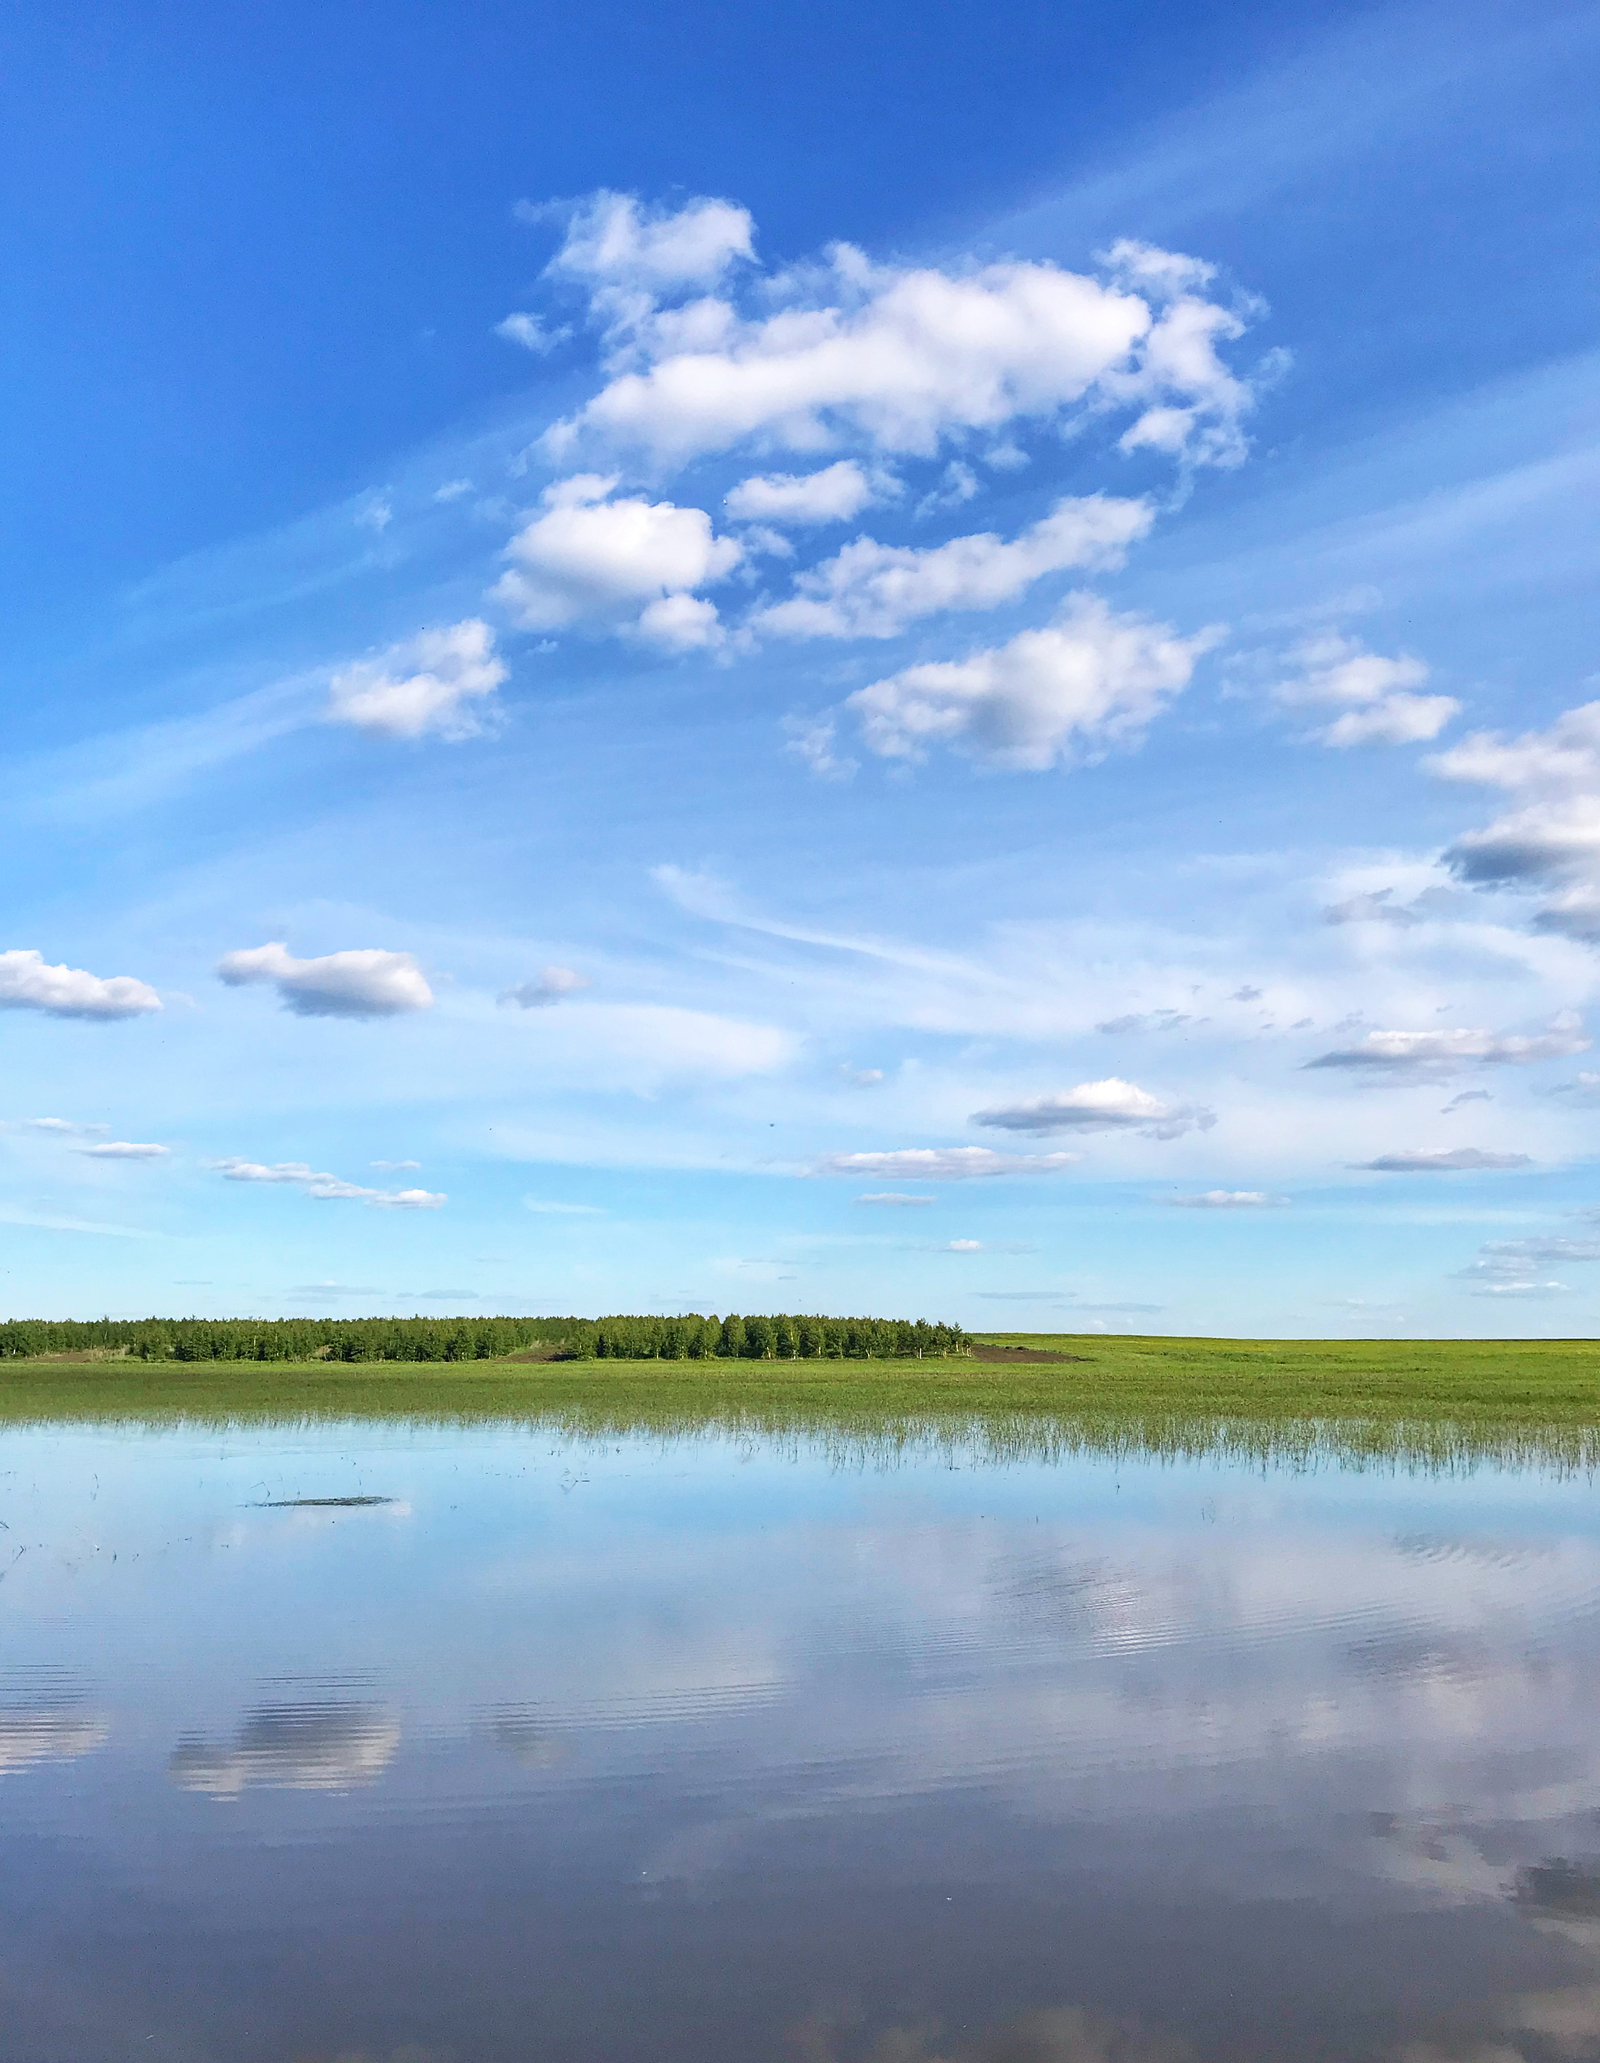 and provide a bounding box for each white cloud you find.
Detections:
[1434,702,1600,941]
[27,1118,110,1135]
[499,965,591,1008]
[1168,1190,1288,1208]
[783,713,856,780]
[845,594,1214,771]
[539,190,755,298]
[1353,1148,1534,1172]
[1458,1236,1600,1291]
[635,592,726,651]
[855,1192,935,1206]
[1272,632,1458,748]
[813,1147,1079,1180]
[1307,1013,1588,1074]
[216,943,433,1018]
[77,1141,169,1161]
[972,1076,1215,1139]
[212,1158,446,1208]
[755,495,1153,641]
[725,461,884,525]
[946,1238,983,1252]
[494,312,569,354]
[545,220,1264,470]
[0,949,161,1020]
[434,478,473,503]
[494,477,741,637]
[326,618,507,741]
[371,1159,421,1171]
